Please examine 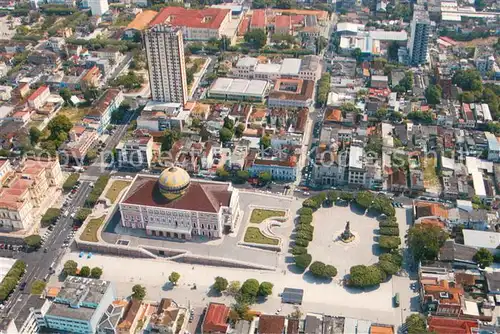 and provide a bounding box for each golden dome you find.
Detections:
[158,166,191,199]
